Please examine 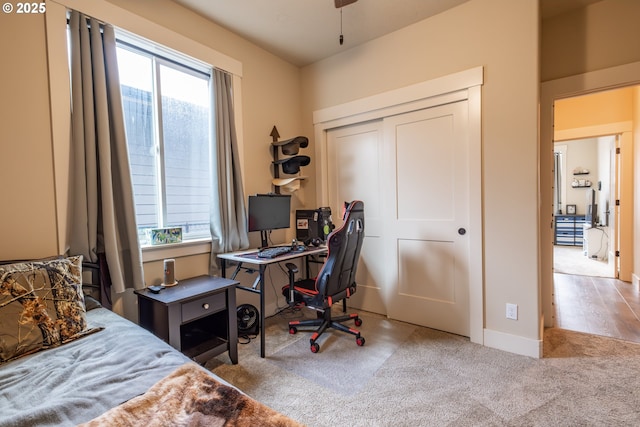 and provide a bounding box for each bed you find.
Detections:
[0,256,302,426]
